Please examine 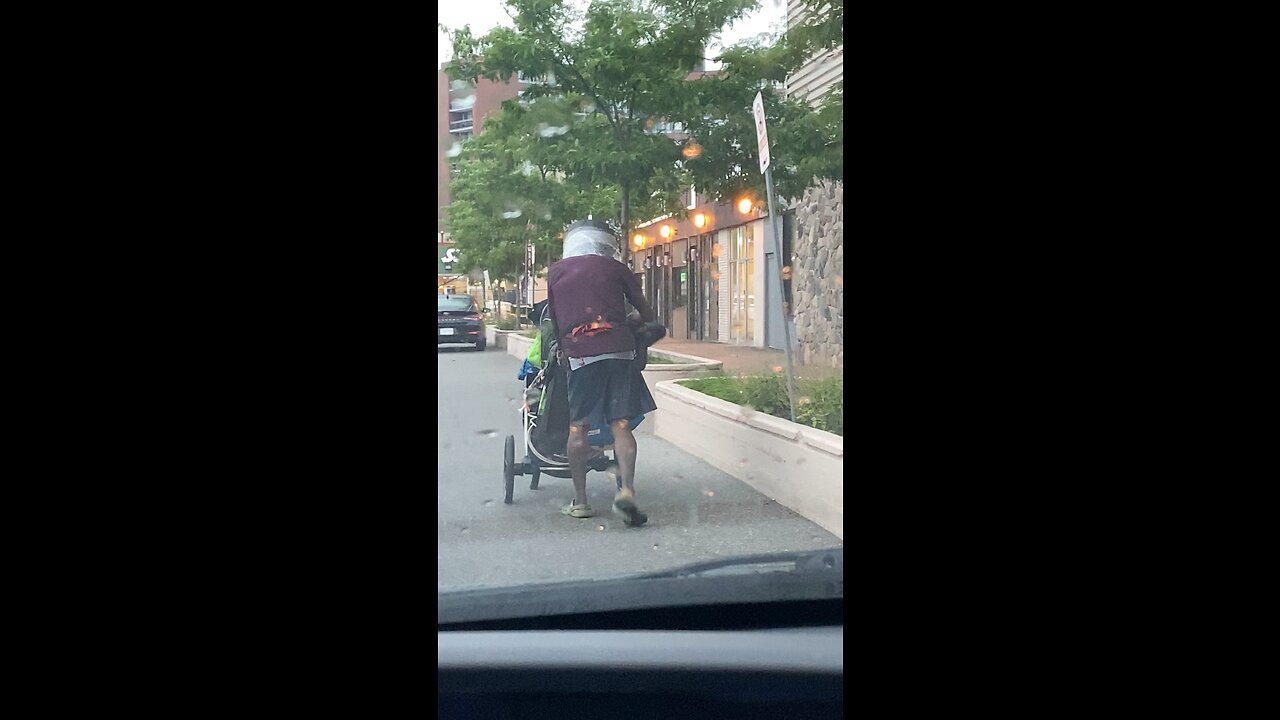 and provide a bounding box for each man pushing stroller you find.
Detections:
[546,220,660,526]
